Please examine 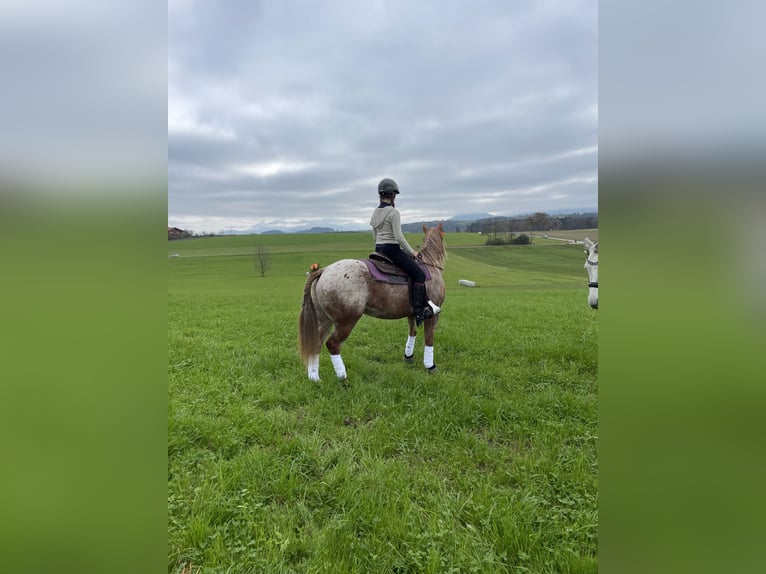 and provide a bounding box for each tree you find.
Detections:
[526,212,552,231]
[254,245,271,277]
[481,216,509,242]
